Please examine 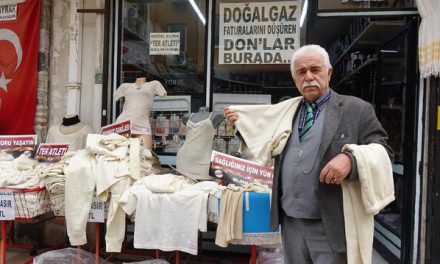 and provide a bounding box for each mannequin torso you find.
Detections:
[46,115,92,151]
[182,107,225,128]
[176,107,225,180]
[114,80,166,134]
[135,77,147,86]
[58,115,86,134]
[114,77,167,149]
[58,122,87,135]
